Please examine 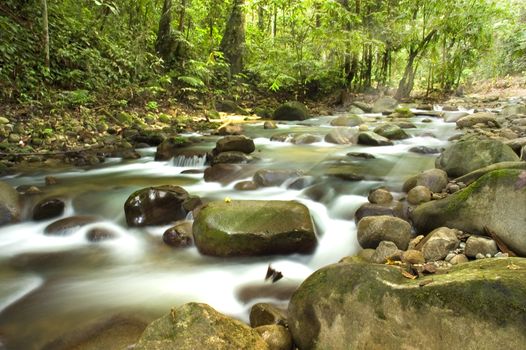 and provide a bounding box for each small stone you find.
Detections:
[371,241,401,264]
[450,254,469,265]
[401,249,425,264]
[264,121,278,129]
[459,242,466,249]
[464,236,498,258]
[163,221,193,248]
[495,252,509,258]
[357,248,375,262]
[408,235,424,250]
[234,181,259,191]
[420,227,460,262]
[407,185,432,205]
[486,253,492,258]
[368,188,393,205]
[358,124,369,131]
[445,253,456,262]
[475,253,485,259]
[249,303,288,327]
[255,324,293,350]
[32,198,65,221]
[86,228,117,242]
[45,176,58,185]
